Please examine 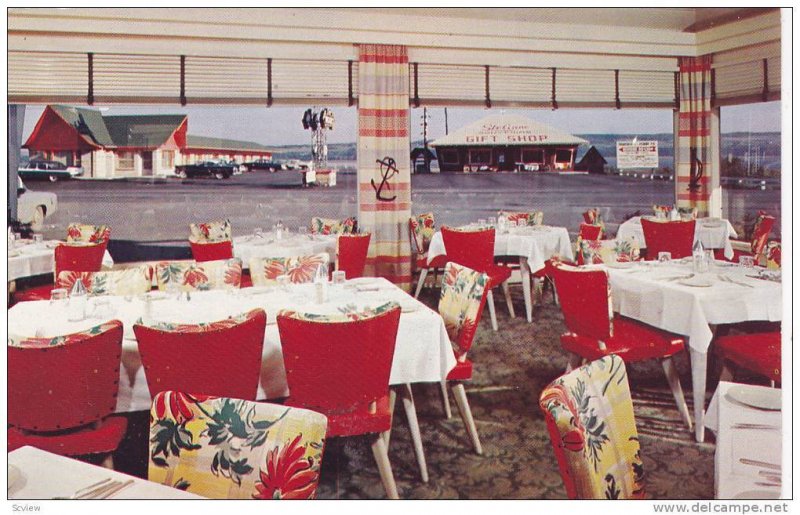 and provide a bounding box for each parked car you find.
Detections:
[242,159,283,172]
[16,178,57,231]
[174,161,237,180]
[18,159,84,182]
[284,159,310,170]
